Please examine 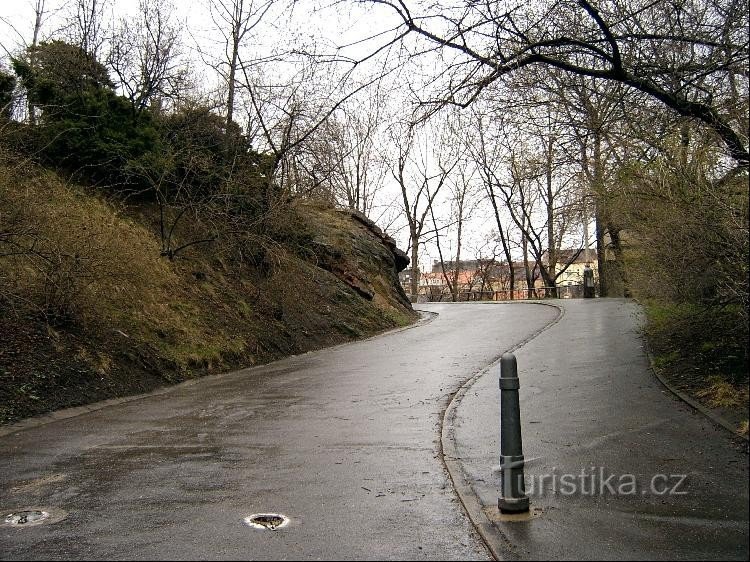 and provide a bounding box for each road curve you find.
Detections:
[0,302,558,561]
